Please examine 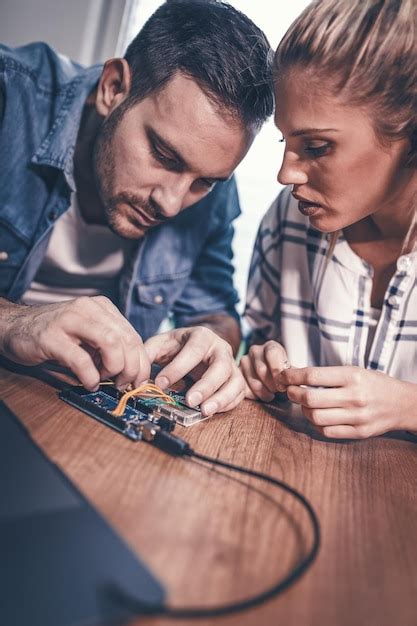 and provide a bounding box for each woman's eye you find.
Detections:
[304,142,330,158]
